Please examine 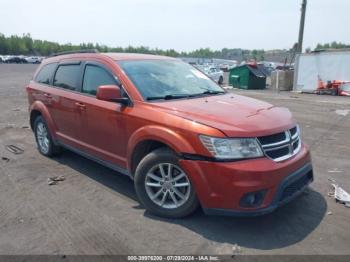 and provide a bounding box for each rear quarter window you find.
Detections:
[53,64,81,90]
[35,63,57,84]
